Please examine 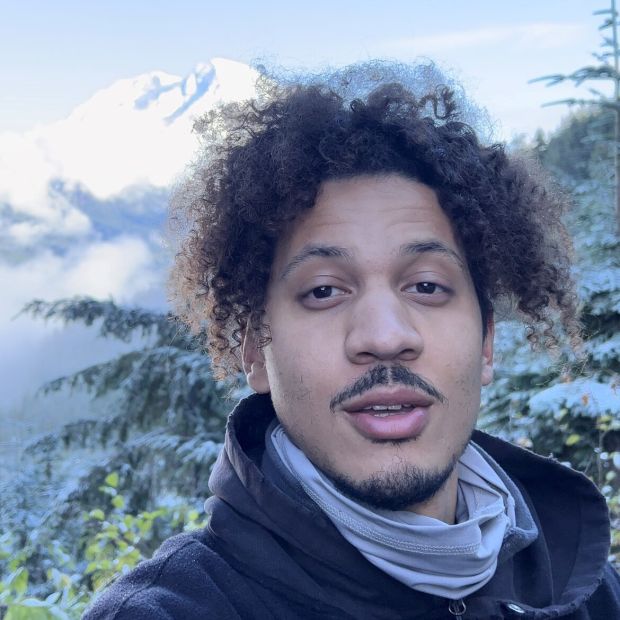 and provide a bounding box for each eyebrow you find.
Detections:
[279,244,352,280]
[279,239,465,281]
[399,241,466,271]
